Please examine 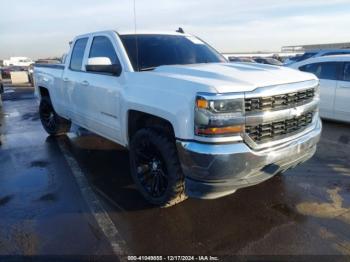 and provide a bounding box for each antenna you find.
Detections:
[176,27,185,34]
[133,0,140,71]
